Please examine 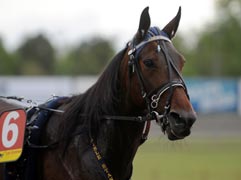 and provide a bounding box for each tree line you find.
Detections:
[0,0,240,77]
[179,0,241,77]
[0,35,115,75]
